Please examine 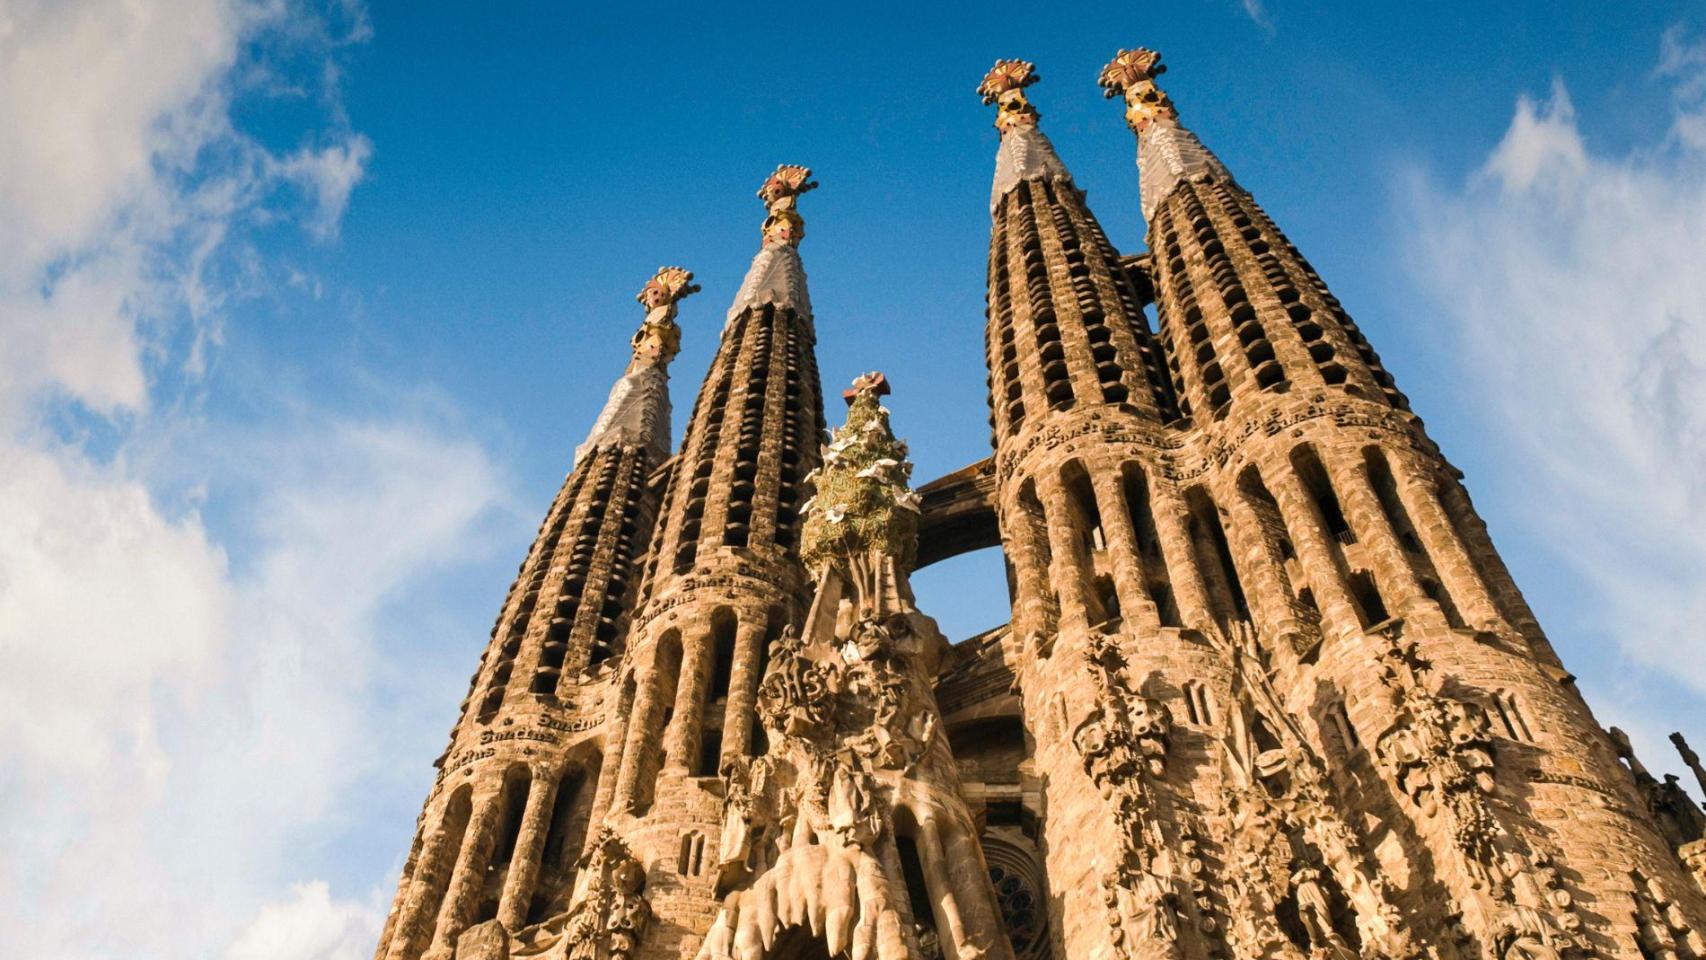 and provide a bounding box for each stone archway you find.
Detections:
[766,924,835,960]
